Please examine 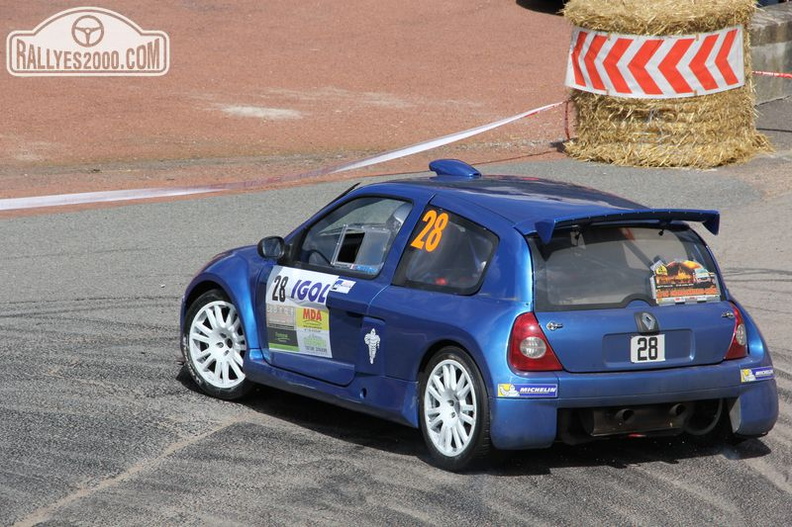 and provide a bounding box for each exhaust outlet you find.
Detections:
[615,408,634,423]
[669,403,687,418]
[582,403,695,437]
